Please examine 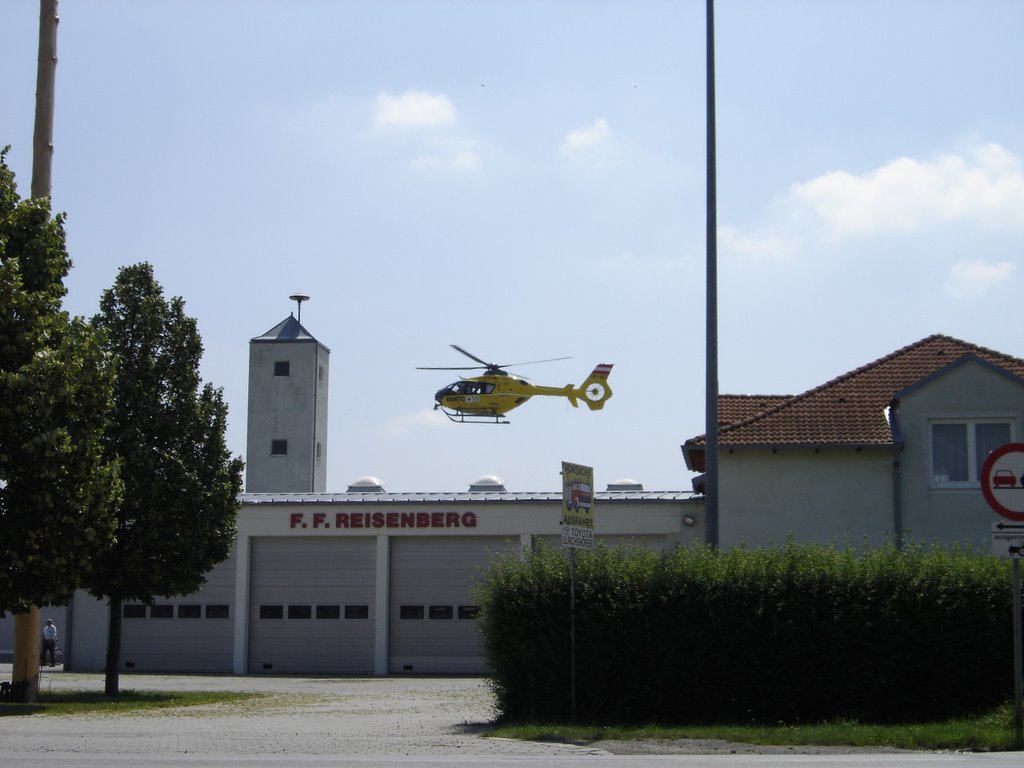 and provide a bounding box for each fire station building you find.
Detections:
[1,312,700,675]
